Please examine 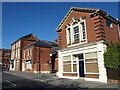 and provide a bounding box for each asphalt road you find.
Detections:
[2,72,58,90]
[2,72,86,90]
